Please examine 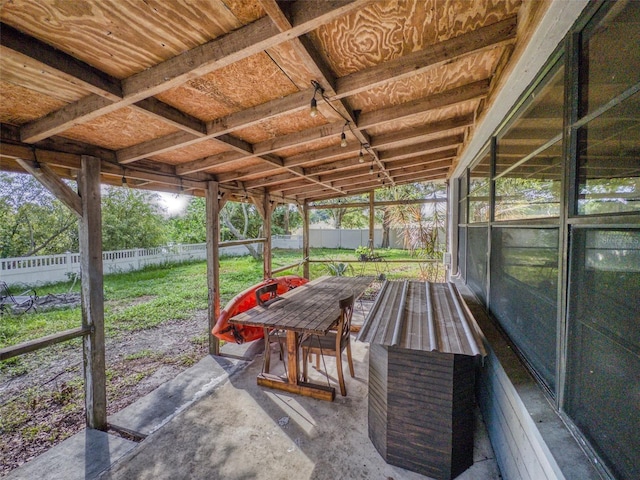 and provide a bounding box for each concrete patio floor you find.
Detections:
[8,307,501,480]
